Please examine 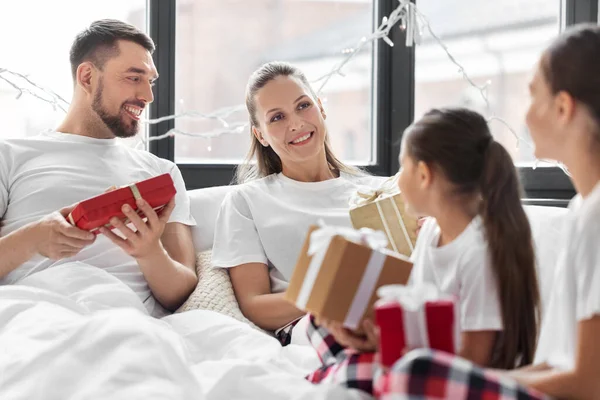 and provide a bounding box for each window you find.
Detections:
[414,0,561,167]
[0,0,148,148]
[173,0,375,165]
[5,0,593,197]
